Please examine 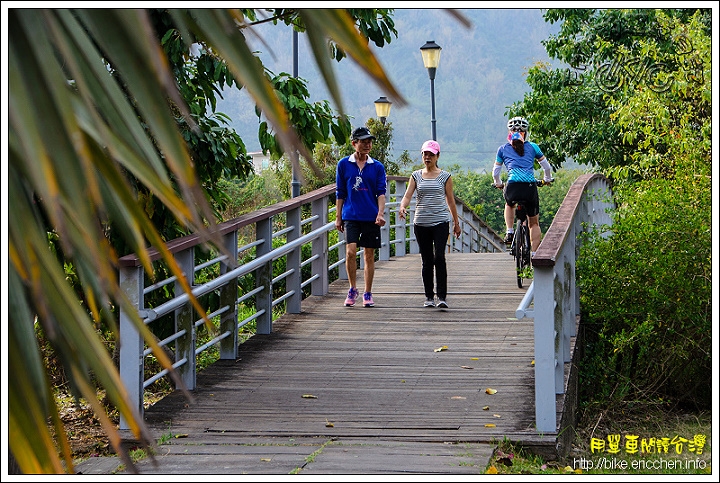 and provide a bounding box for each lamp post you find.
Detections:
[374,96,392,125]
[420,40,442,141]
[291,29,301,198]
